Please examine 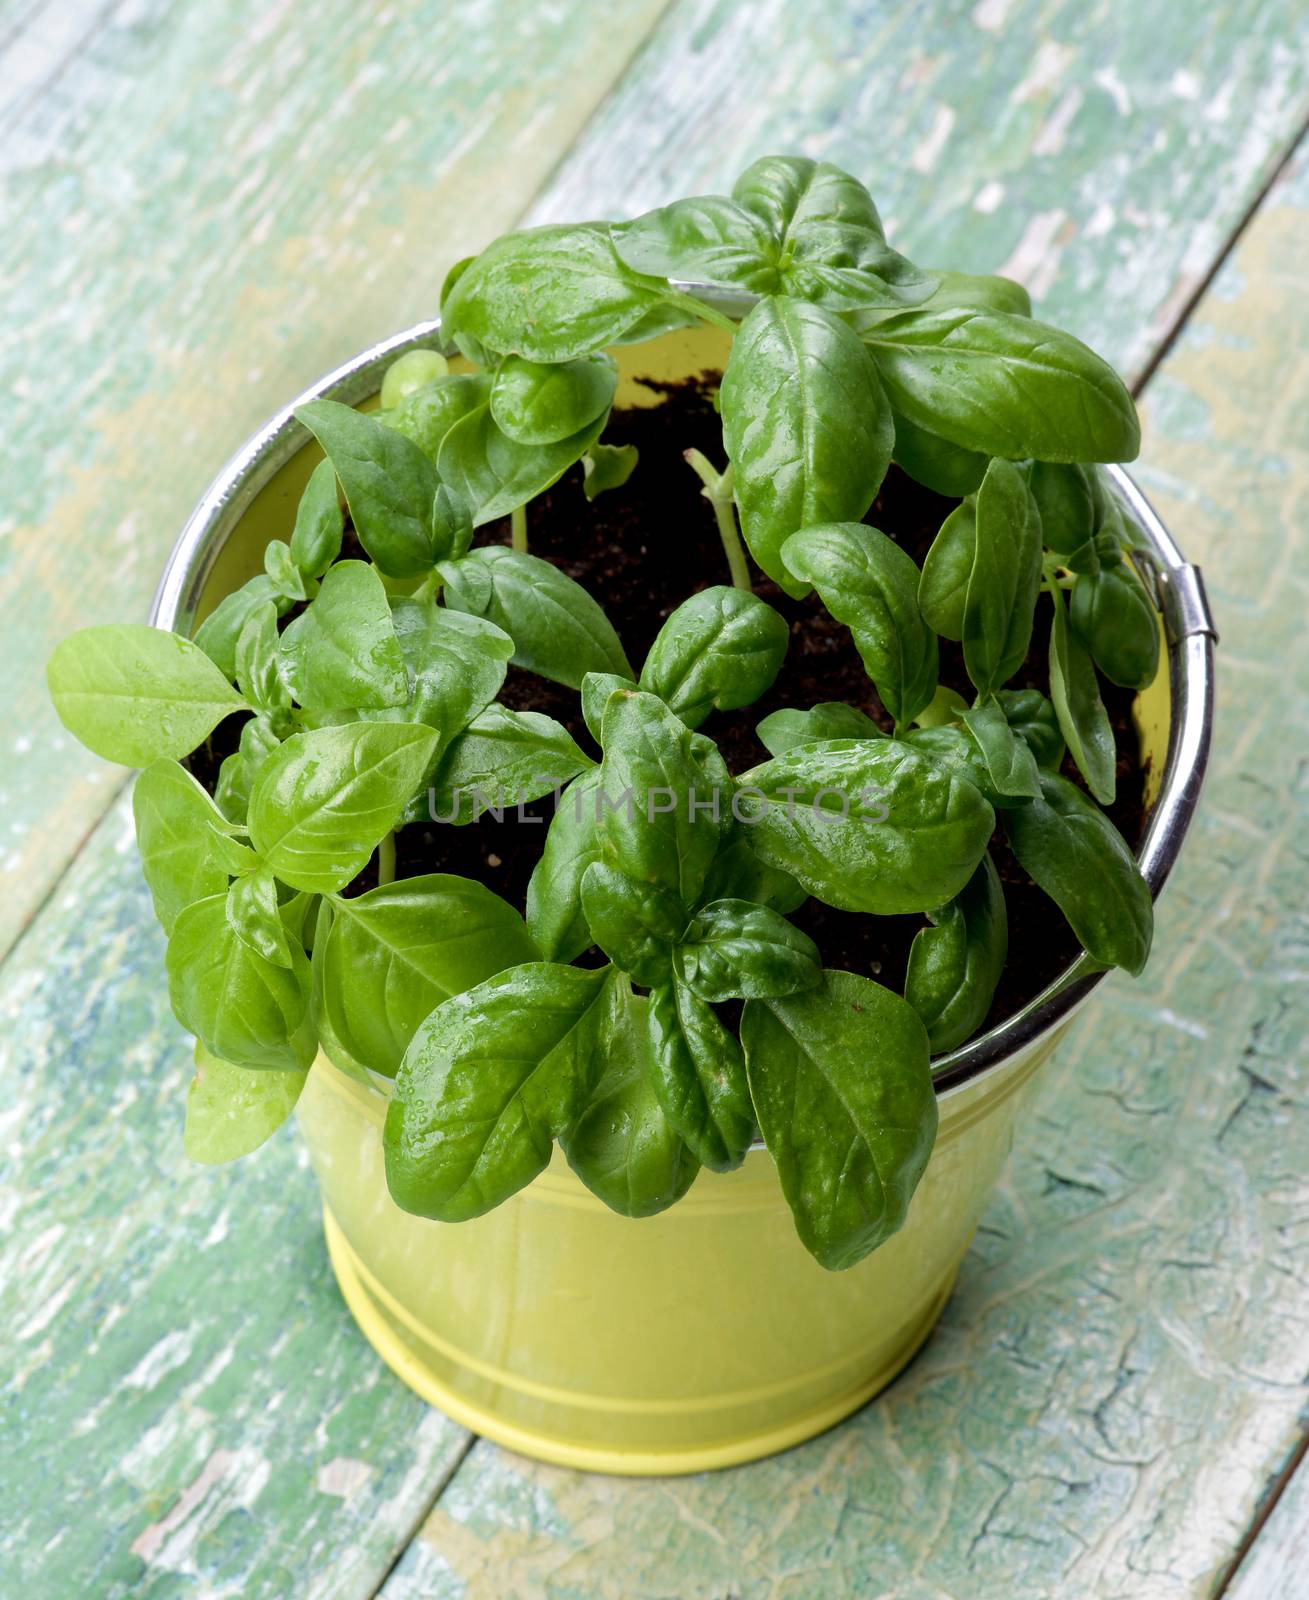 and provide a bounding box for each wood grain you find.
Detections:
[1,0,672,960]
[385,142,1309,1599]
